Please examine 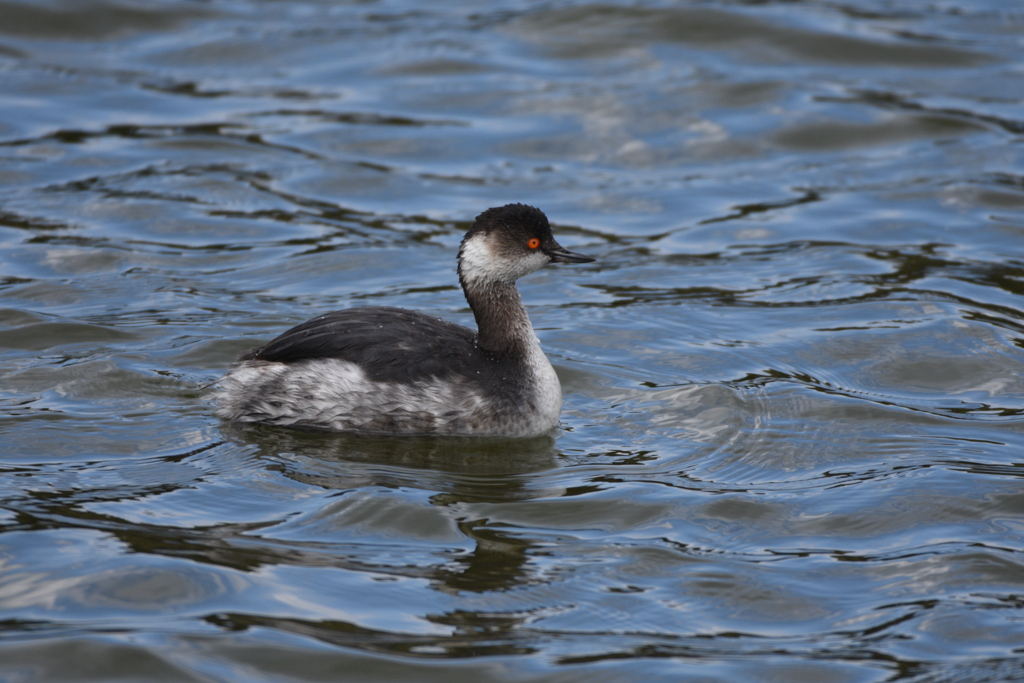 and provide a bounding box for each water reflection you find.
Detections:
[235,423,557,556]
[225,423,558,478]
[206,425,566,655]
